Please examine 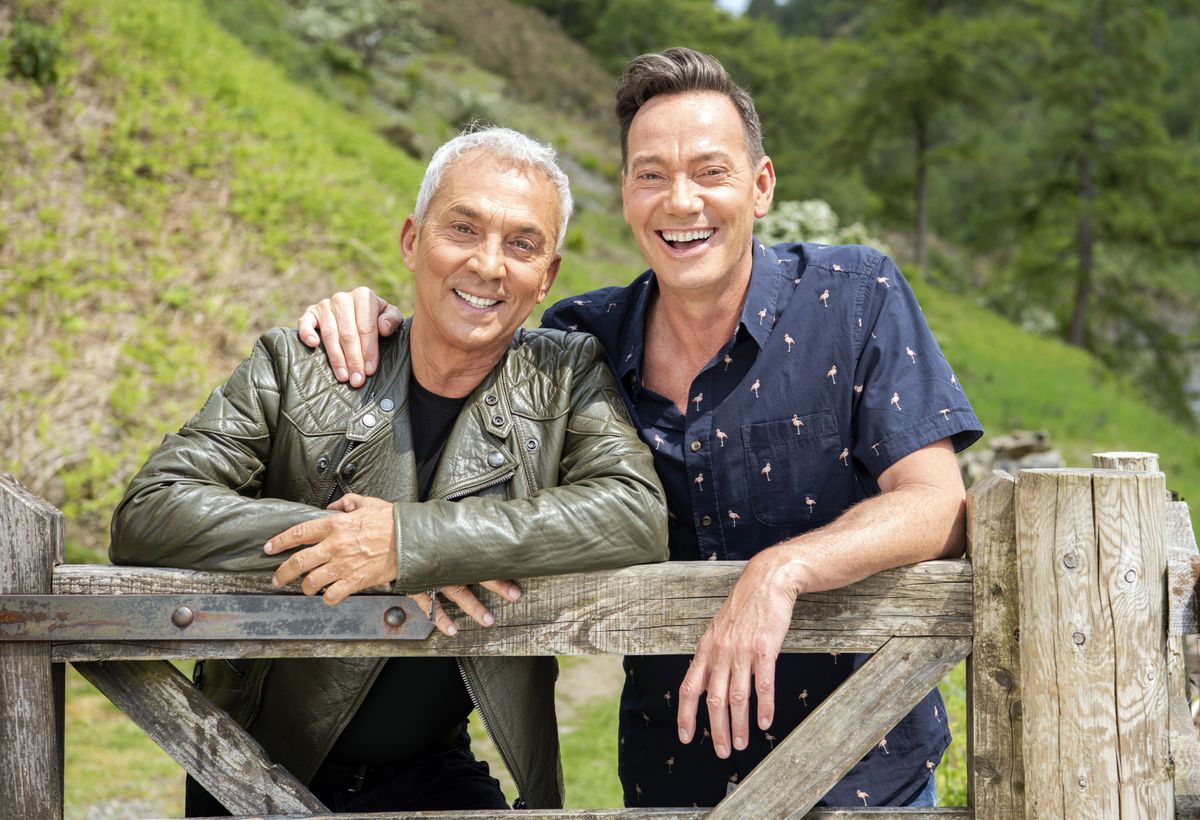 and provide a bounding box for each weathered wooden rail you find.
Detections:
[1,451,1197,819]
